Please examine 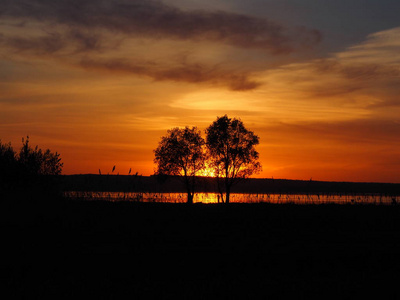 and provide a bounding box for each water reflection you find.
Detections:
[64,191,398,205]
